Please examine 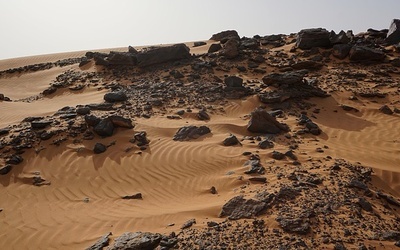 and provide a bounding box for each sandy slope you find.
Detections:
[0,41,399,249]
